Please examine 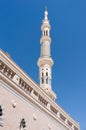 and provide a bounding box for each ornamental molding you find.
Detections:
[40,36,51,44]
